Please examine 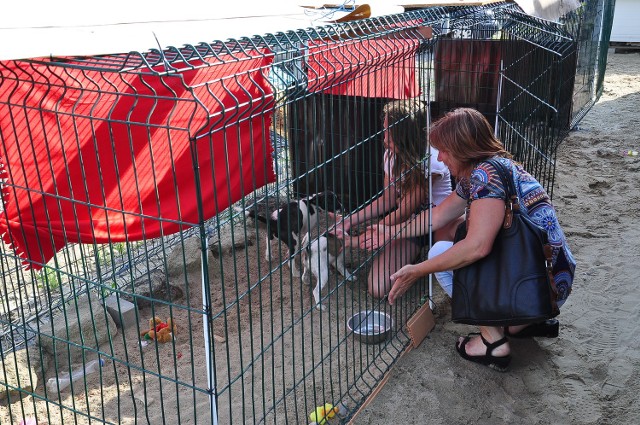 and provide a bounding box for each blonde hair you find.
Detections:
[382,99,427,193]
[429,108,511,176]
